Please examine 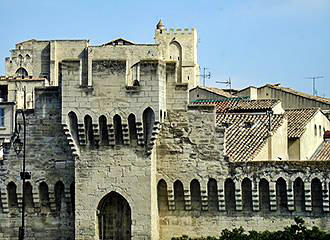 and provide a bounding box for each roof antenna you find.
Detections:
[216,77,232,95]
[198,67,211,87]
[305,76,324,96]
